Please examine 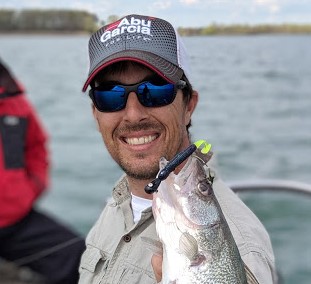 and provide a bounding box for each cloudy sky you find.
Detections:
[1,0,310,27]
